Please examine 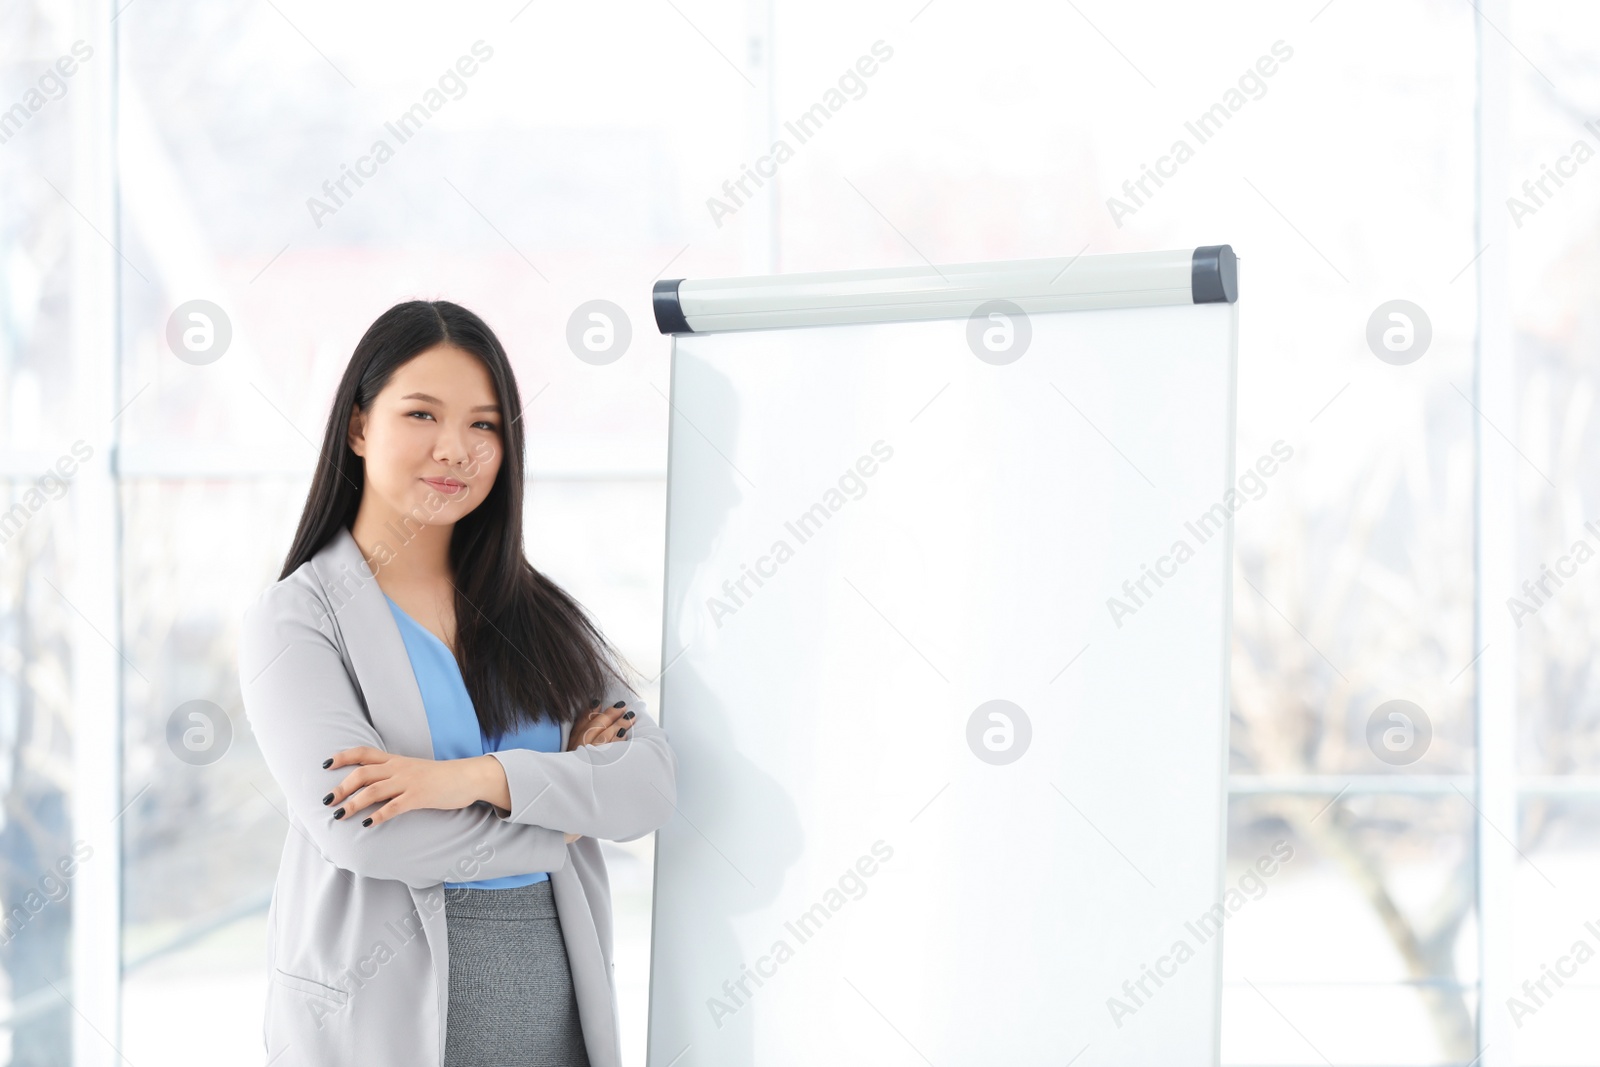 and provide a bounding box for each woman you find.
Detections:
[237,299,676,1067]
